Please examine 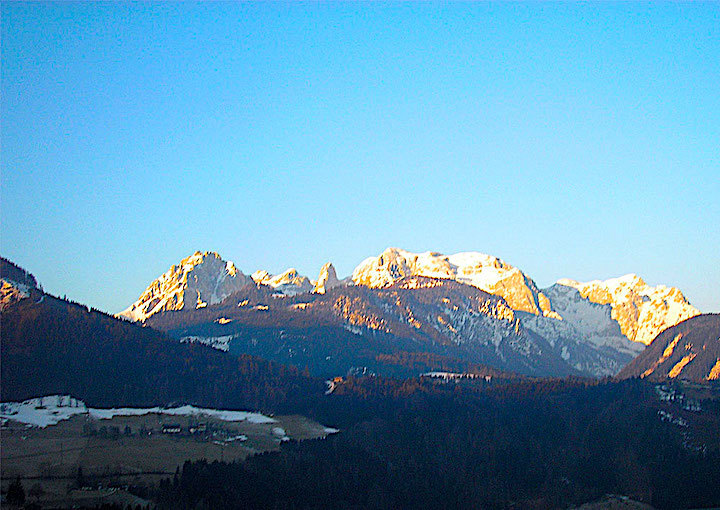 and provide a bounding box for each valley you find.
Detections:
[1,254,718,509]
